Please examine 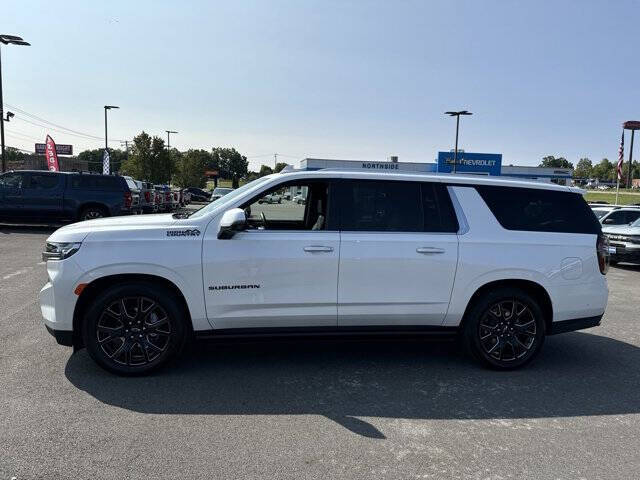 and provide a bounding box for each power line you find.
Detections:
[5,103,126,142]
